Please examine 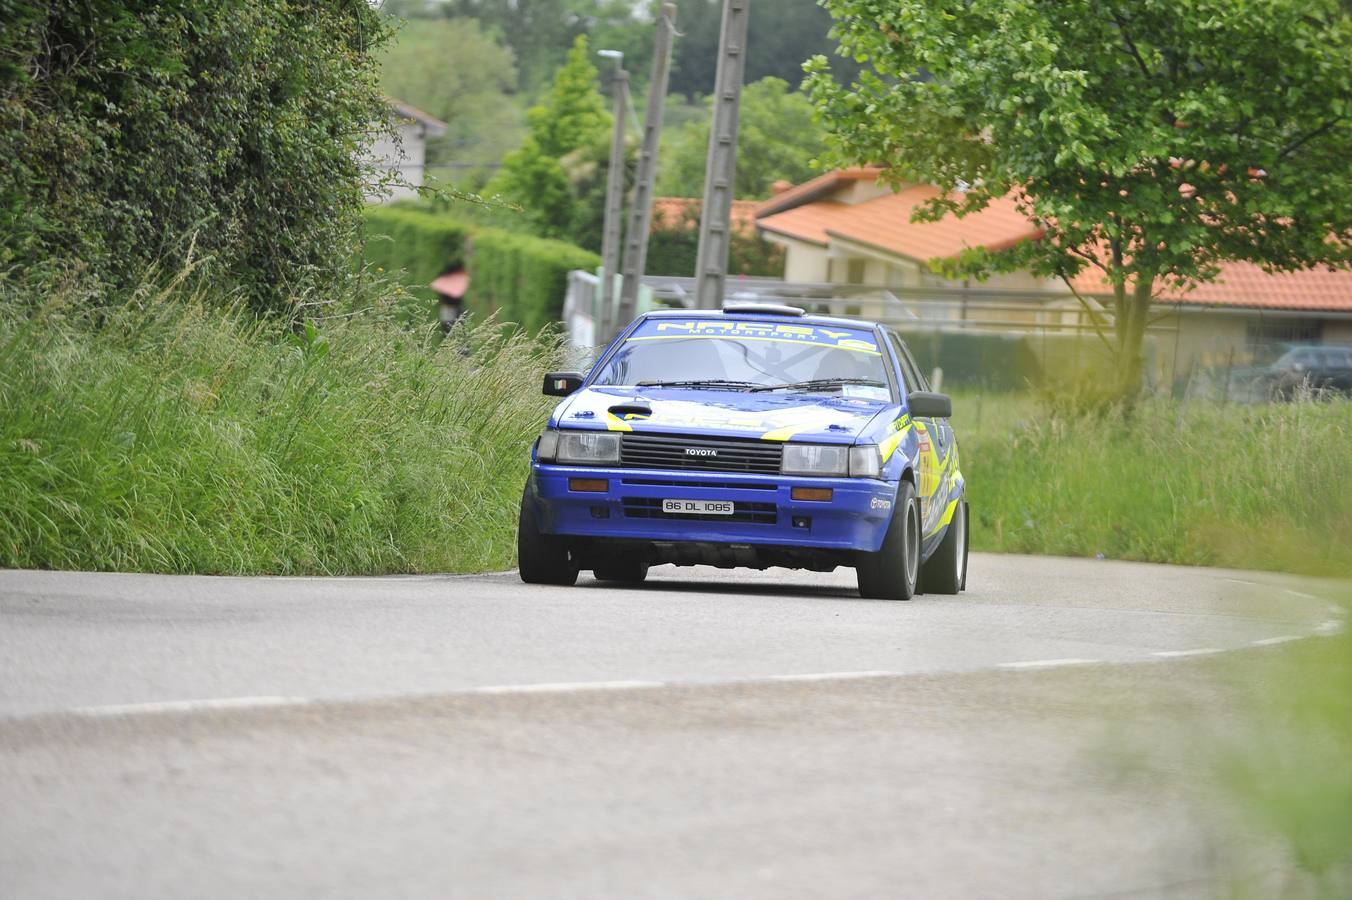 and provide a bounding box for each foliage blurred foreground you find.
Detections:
[0,274,556,575]
[1221,602,1352,898]
[952,390,1351,895]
